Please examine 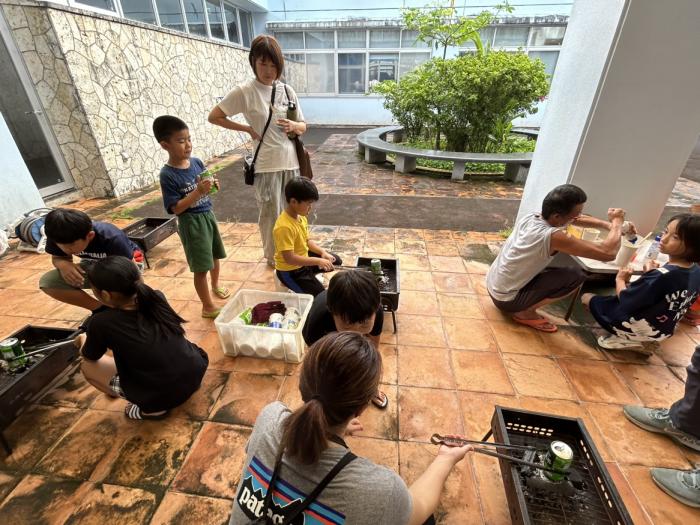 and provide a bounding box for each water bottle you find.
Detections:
[645,235,662,262]
[286,101,298,139]
[133,250,145,273]
[199,169,219,195]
